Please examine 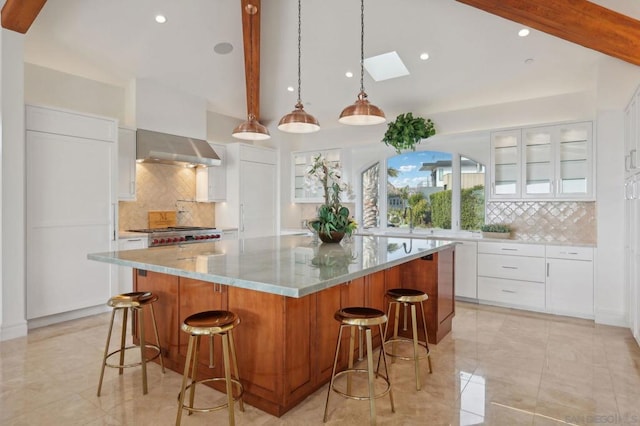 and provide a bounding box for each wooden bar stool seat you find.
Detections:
[323,307,394,425]
[97,291,165,396]
[176,310,244,426]
[378,288,432,391]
